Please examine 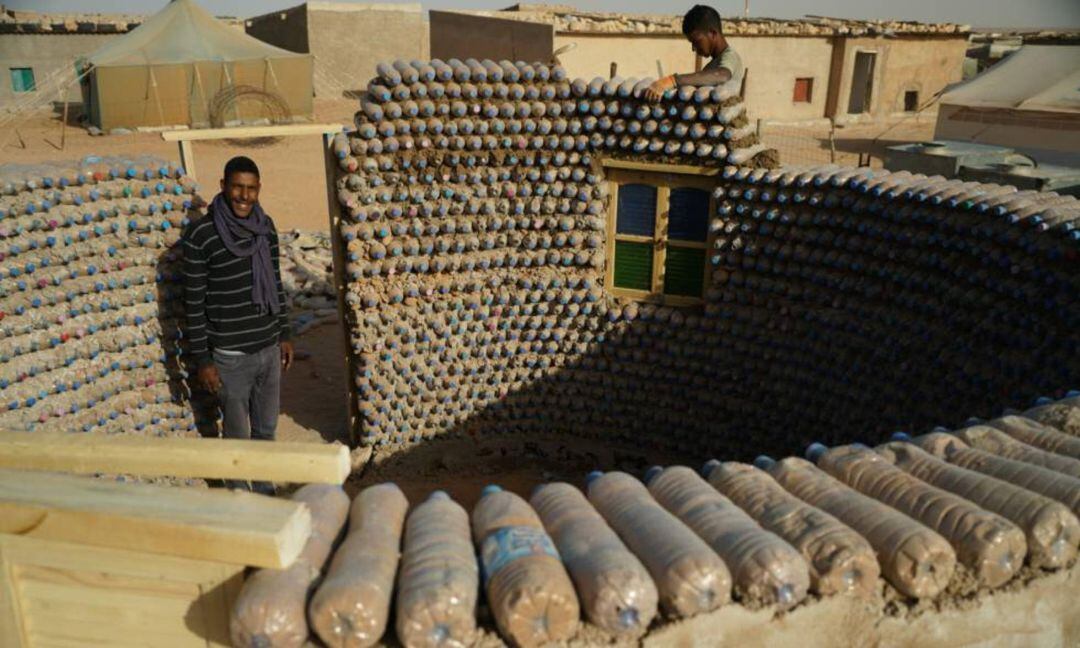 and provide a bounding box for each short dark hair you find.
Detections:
[682,5,722,36]
[223,156,260,183]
